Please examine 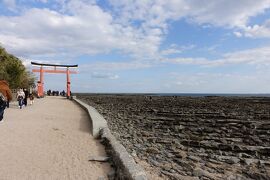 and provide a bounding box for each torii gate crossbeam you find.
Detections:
[31,62,78,98]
